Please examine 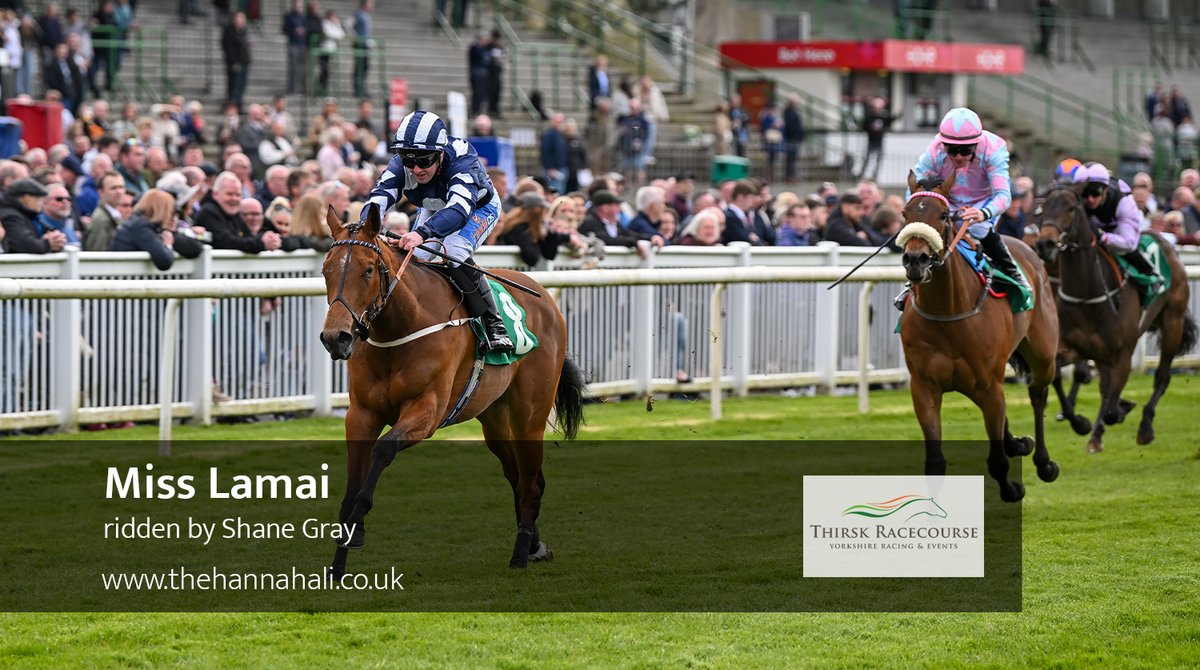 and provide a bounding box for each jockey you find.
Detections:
[896,107,1030,310]
[1074,162,1164,299]
[368,110,514,353]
